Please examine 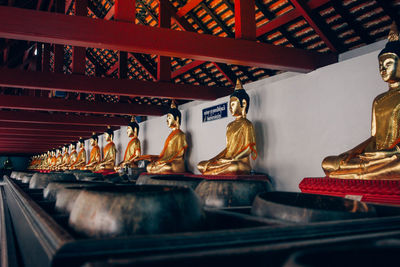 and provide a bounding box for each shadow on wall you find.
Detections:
[185,131,193,172]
